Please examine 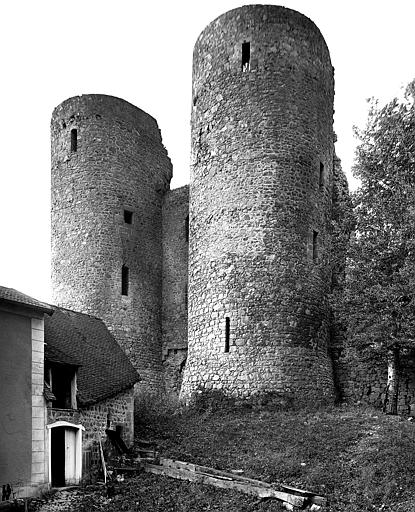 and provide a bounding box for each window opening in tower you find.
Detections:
[242,41,250,72]
[70,129,78,152]
[121,265,129,296]
[224,317,230,352]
